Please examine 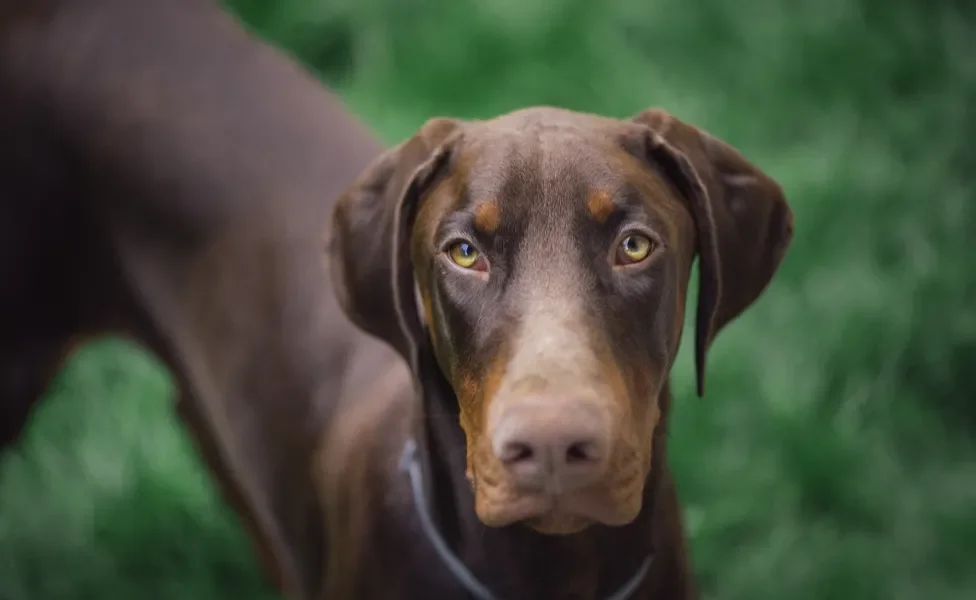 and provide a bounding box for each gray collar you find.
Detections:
[398,438,654,600]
